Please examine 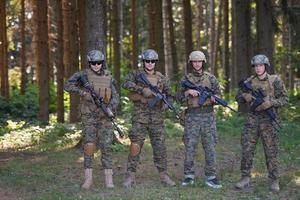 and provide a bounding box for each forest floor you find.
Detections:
[0,116,299,200]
